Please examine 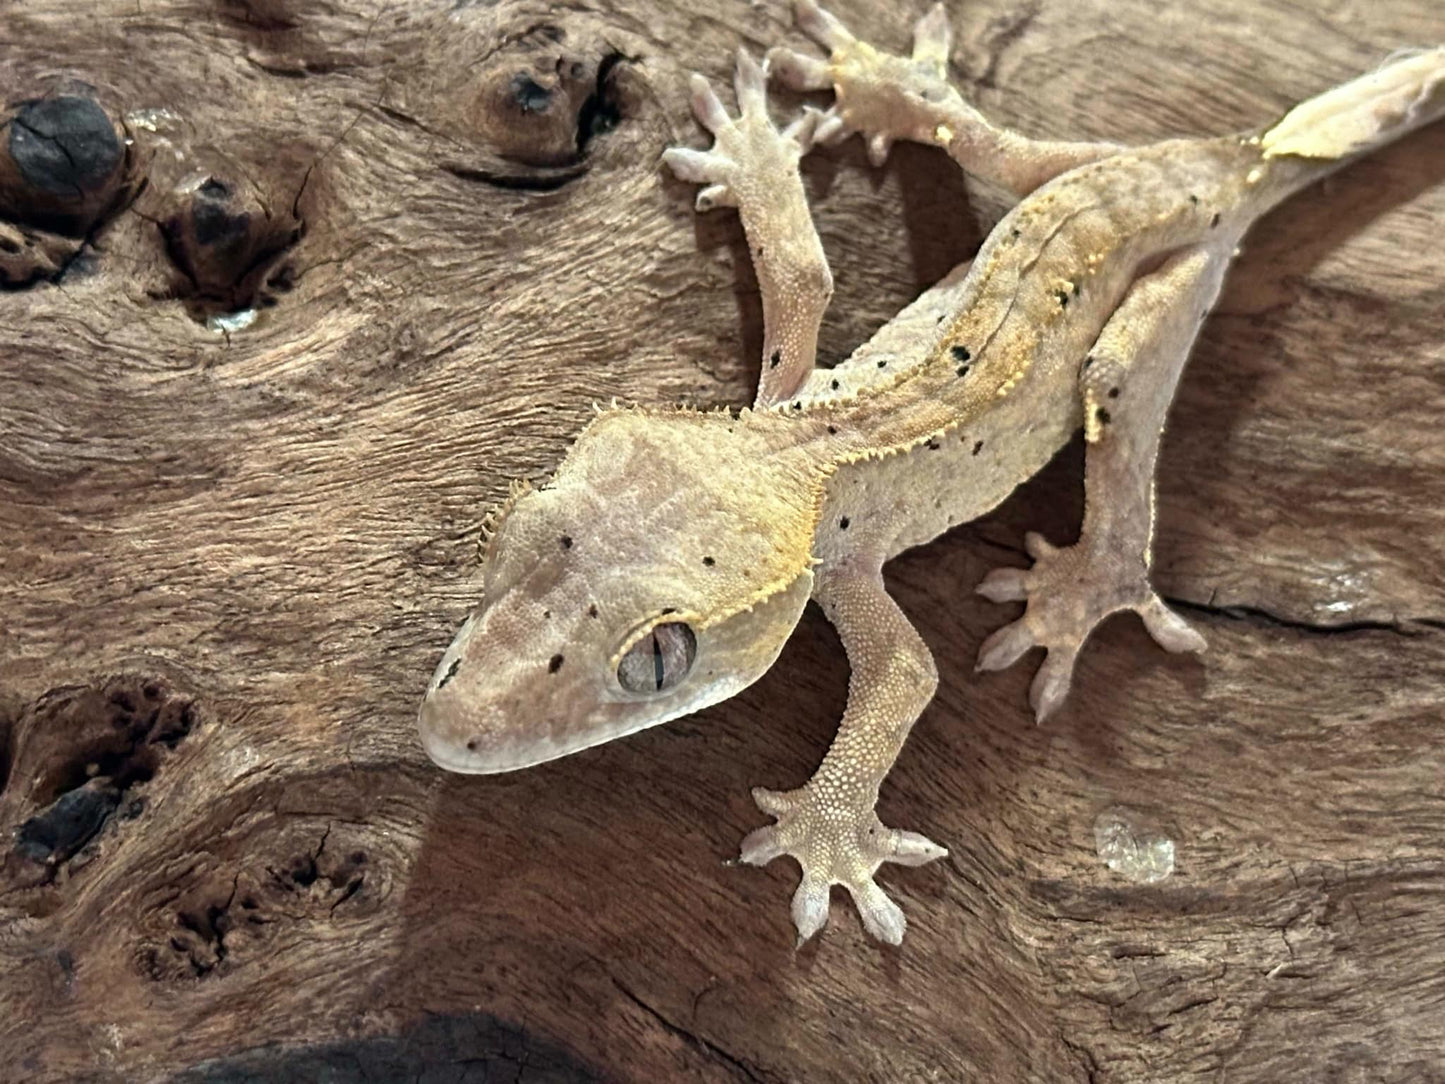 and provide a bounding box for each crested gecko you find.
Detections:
[417,0,1445,945]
